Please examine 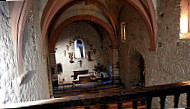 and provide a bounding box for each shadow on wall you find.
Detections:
[17,70,36,86]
